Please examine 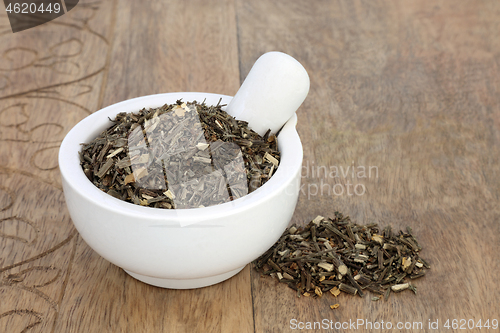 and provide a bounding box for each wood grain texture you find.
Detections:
[101,0,240,106]
[1,0,499,332]
[54,1,252,332]
[236,0,499,331]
